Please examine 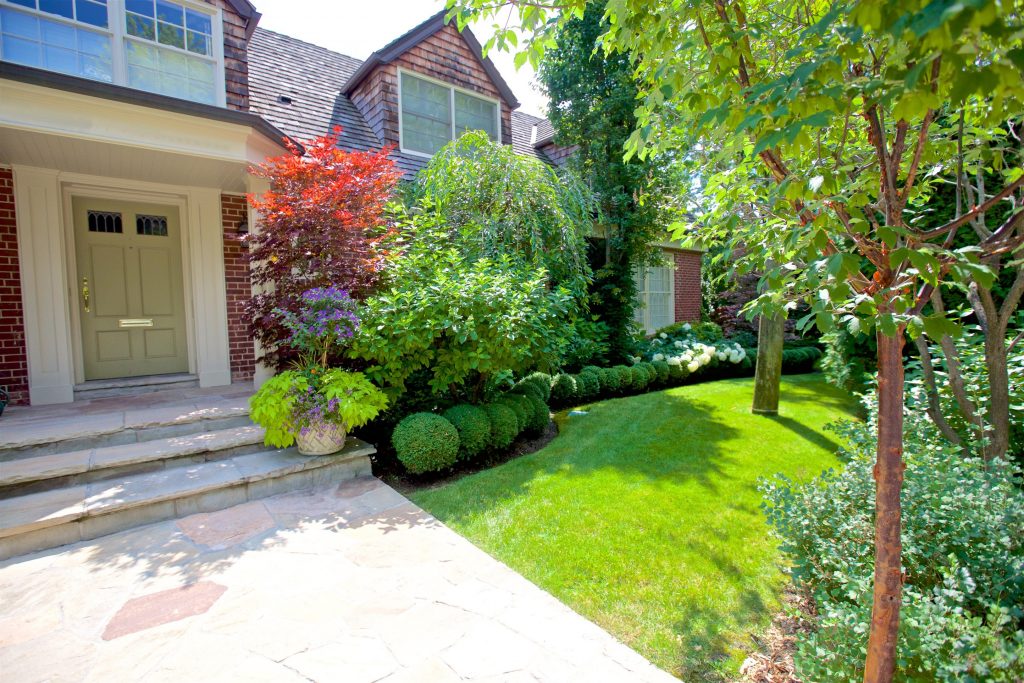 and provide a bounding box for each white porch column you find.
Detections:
[245,173,274,389]
[186,187,232,388]
[13,166,75,404]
